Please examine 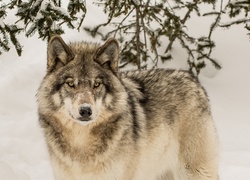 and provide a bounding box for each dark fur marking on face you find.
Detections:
[98,75,112,94]
[51,82,64,94]
[103,80,112,95]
